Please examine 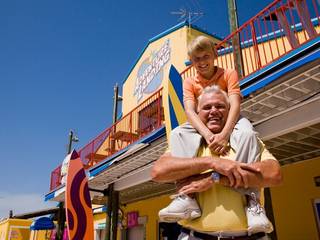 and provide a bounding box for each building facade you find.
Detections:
[46,1,320,239]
